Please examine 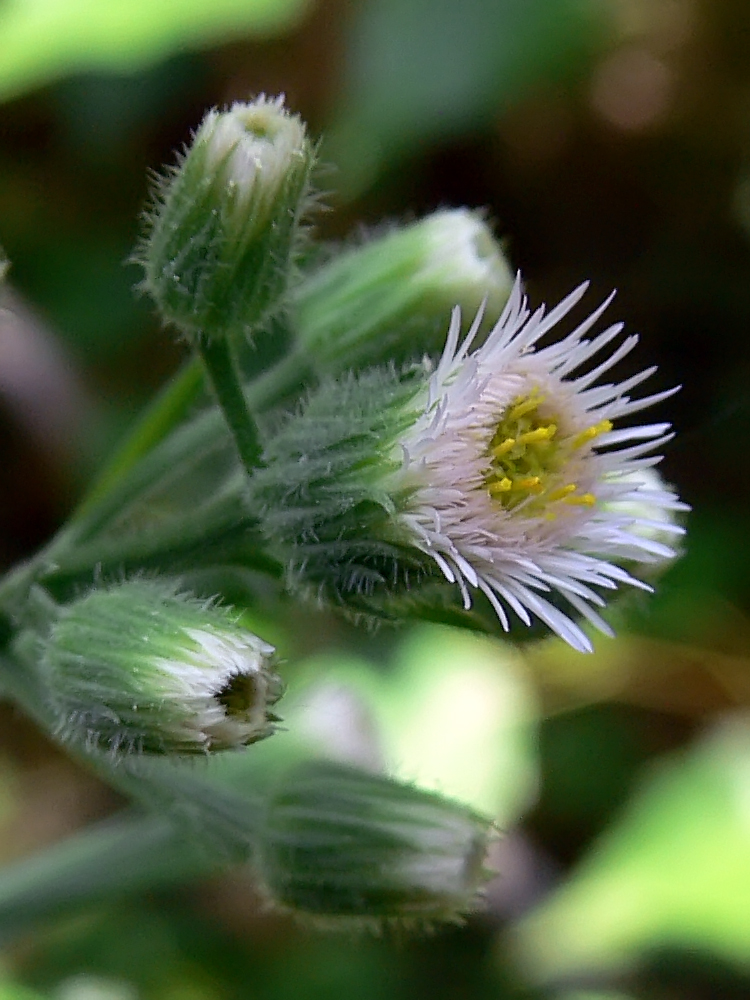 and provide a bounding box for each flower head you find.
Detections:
[41,580,283,755]
[254,276,687,652]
